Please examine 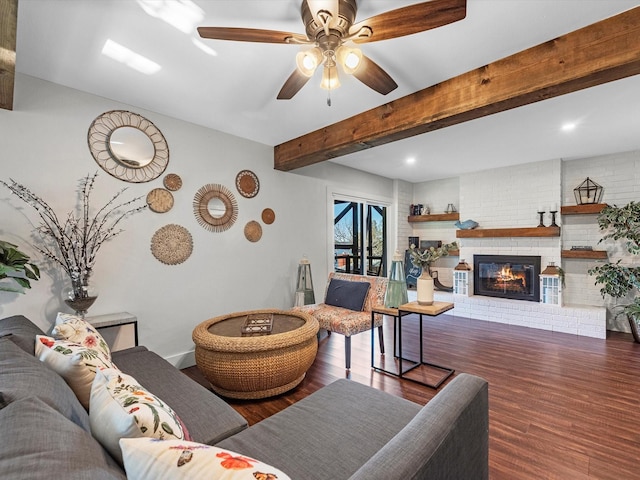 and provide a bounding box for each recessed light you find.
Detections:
[406,157,416,165]
[561,122,577,132]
